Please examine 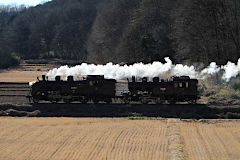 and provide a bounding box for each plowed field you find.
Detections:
[180,120,240,160]
[0,118,239,160]
[0,118,169,160]
[0,63,58,82]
